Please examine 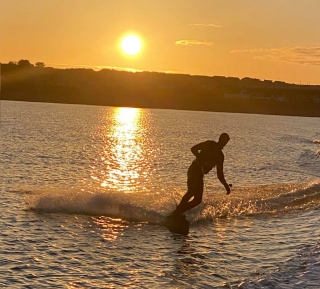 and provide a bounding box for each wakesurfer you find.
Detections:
[171,133,231,216]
